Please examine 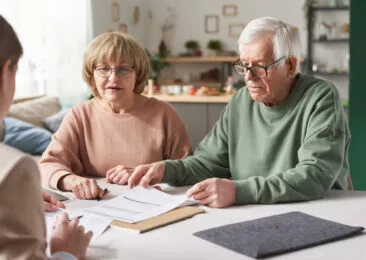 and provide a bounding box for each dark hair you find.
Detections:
[0,15,23,72]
